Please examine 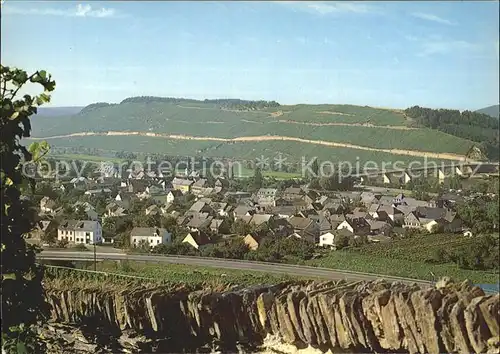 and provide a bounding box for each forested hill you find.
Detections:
[405,106,499,160]
[119,96,280,111]
[475,105,499,119]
